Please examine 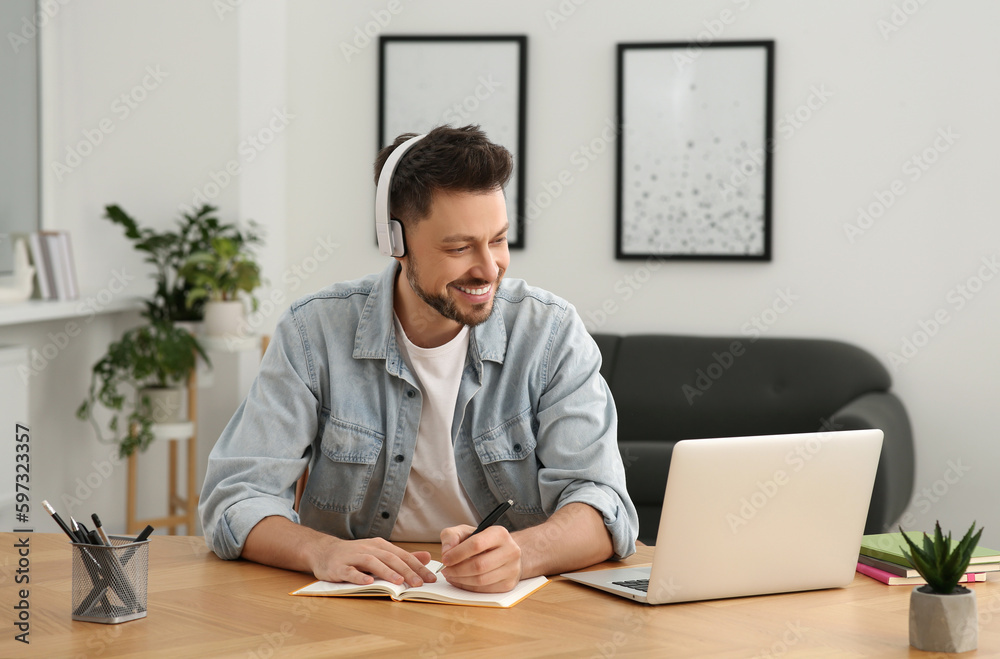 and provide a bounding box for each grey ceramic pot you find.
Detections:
[909,585,978,653]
